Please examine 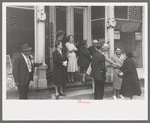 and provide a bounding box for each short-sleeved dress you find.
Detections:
[66,42,78,72]
[113,54,125,90]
